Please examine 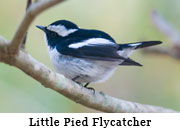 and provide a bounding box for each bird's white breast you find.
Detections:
[44,34,120,83]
